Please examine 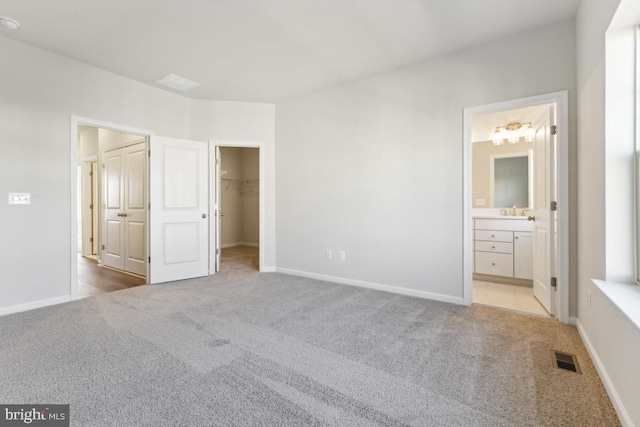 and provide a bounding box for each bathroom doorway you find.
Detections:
[463,91,570,322]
